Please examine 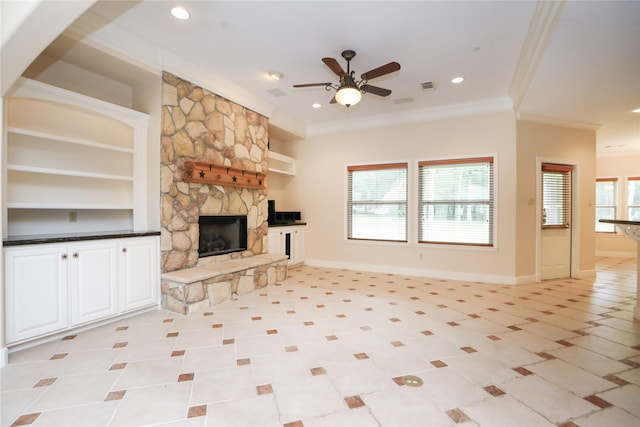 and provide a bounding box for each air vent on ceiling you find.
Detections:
[266,88,287,97]
[394,97,414,105]
[421,81,435,91]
